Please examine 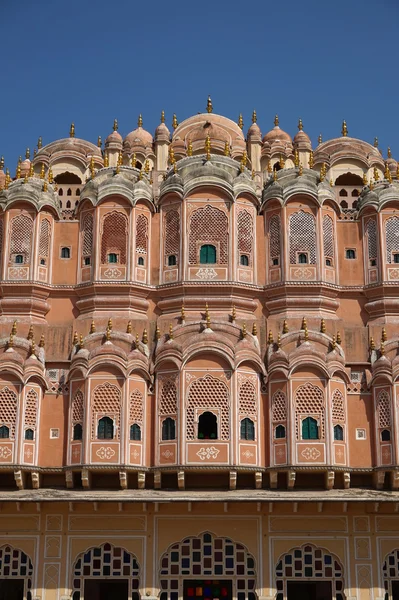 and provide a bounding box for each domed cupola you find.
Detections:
[105,119,123,151]
[247,110,262,172]
[123,114,154,155]
[20,148,31,177]
[33,123,102,168]
[0,156,5,188]
[262,115,293,147]
[293,119,311,151]
[386,147,398,177]
[155,111,170,143]
[247,110,262,143]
